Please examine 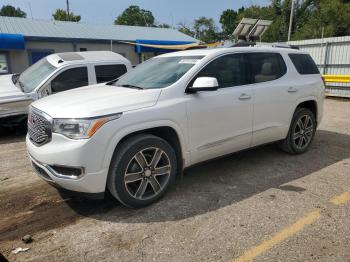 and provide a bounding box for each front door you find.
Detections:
[186,53,254,164]
[49,66,89,94]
